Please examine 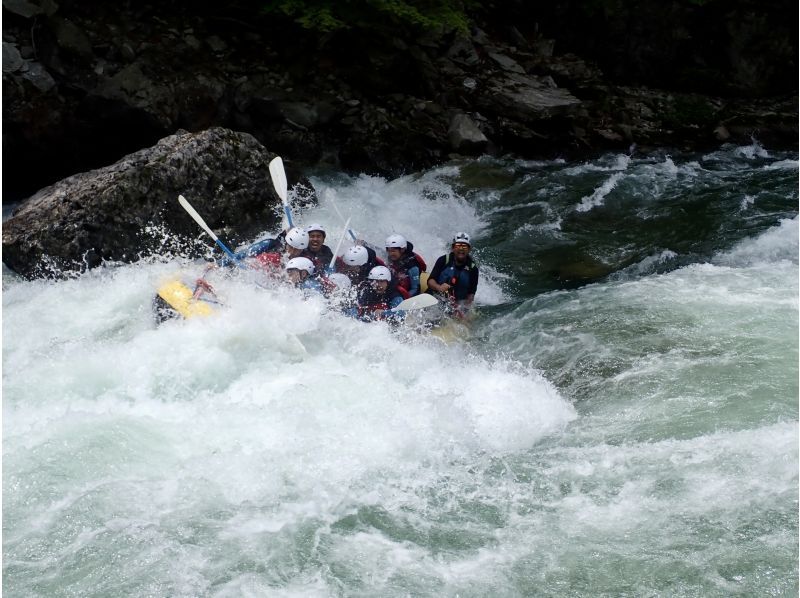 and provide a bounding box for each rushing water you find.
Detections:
[3,143,797,596]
